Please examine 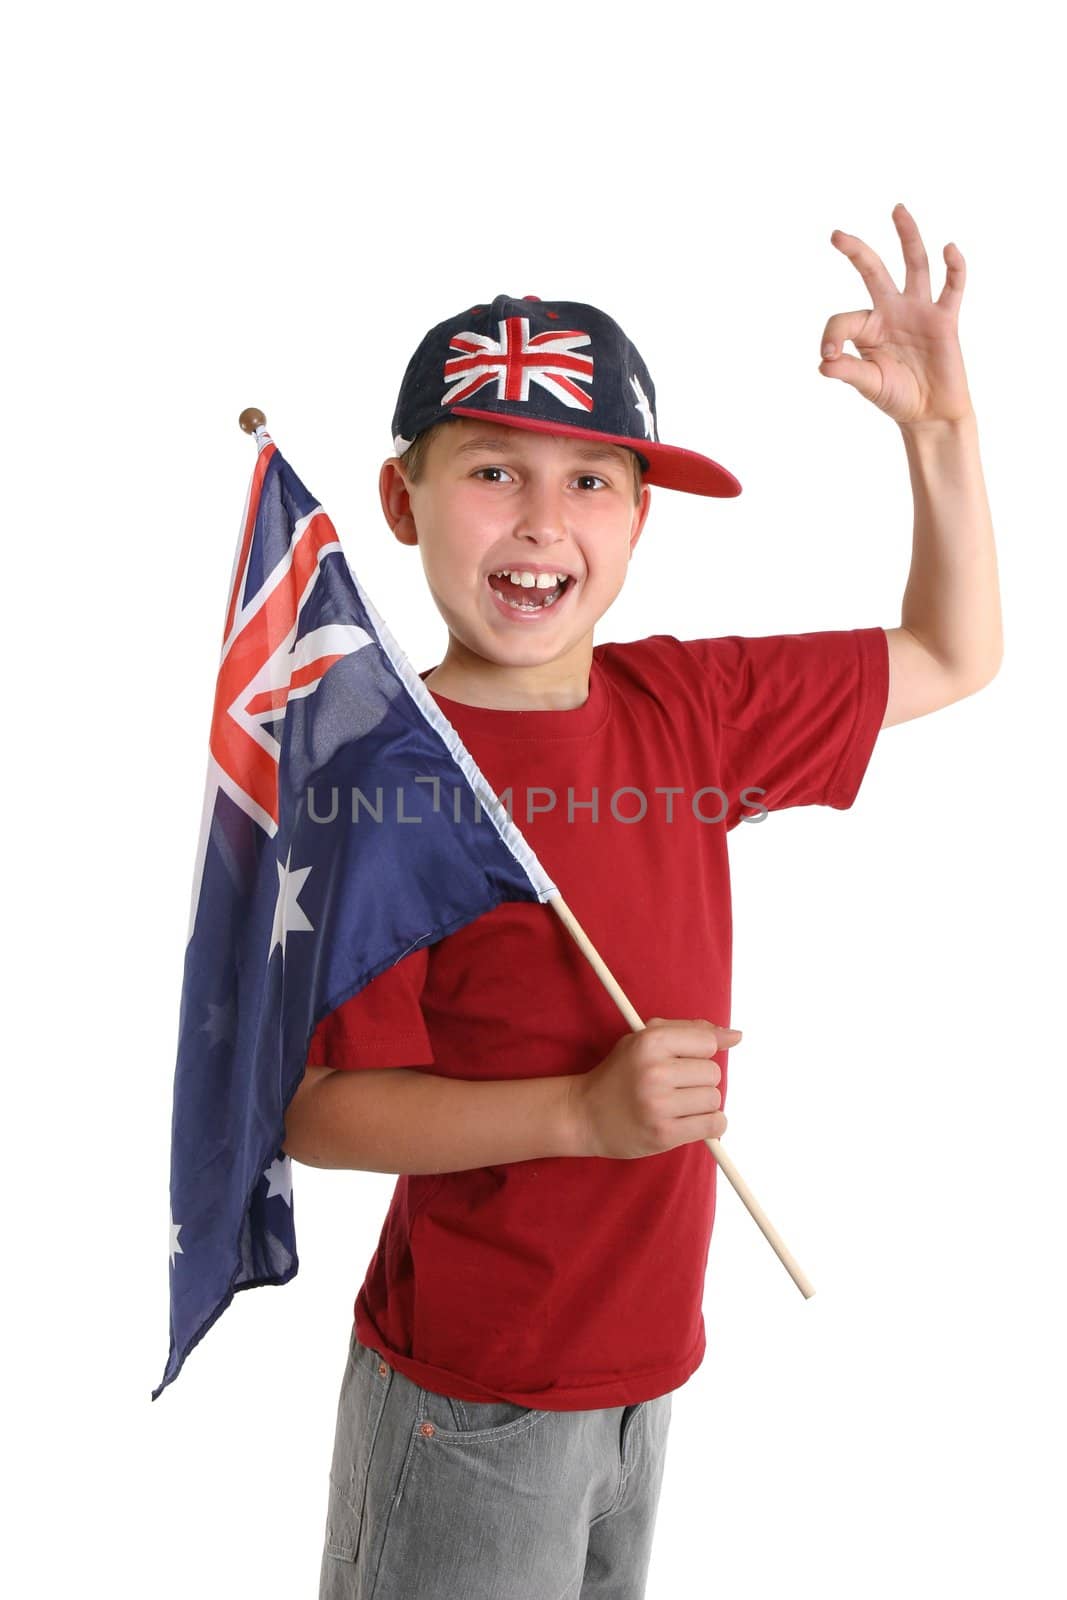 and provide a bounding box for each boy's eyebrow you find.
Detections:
[450,433,631,466]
